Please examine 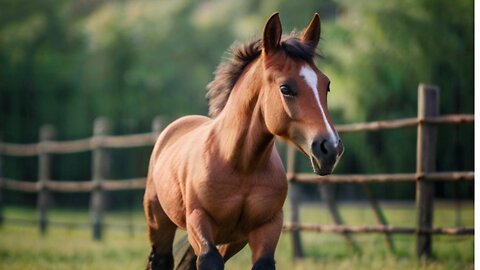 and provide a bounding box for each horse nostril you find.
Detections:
[312,139,341,159]
[320,140,328,155]
[312,139,330,156]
